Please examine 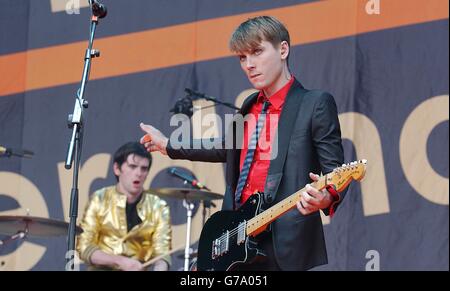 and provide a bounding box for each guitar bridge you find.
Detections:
[211,230,230,259]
